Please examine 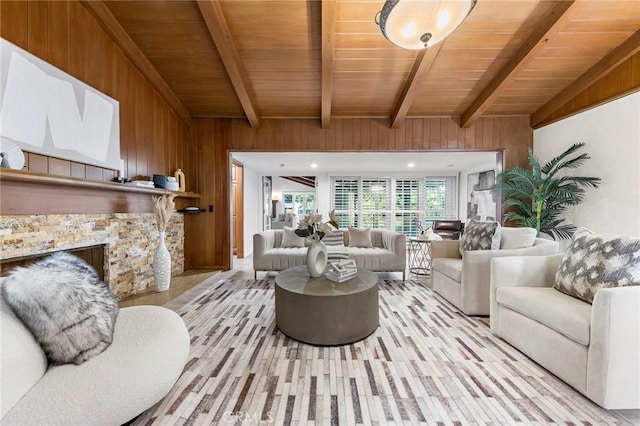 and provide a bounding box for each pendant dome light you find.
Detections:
[375,0,477,50]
